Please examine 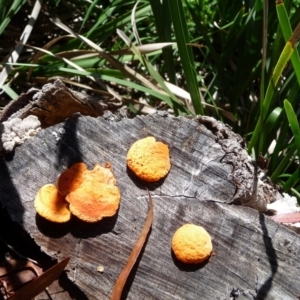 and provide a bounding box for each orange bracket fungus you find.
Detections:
[126,136,170,182]
[66,181,120,223]
[57,162,88,196]
[34,184,71,223]
[35,162,120,223]
[58,162,120,223]
[171,224,212,264]
[57,162,117,197]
